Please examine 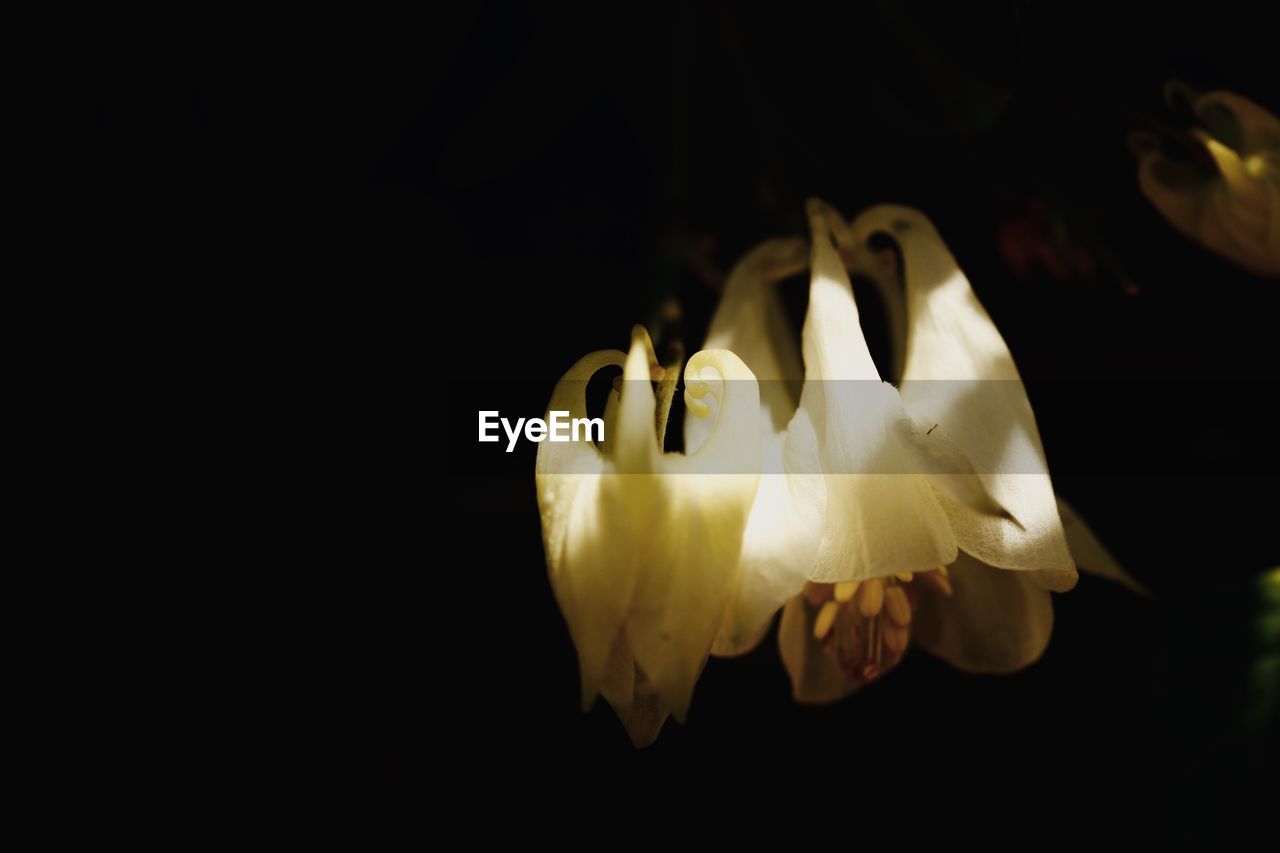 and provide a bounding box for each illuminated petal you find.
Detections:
[848,205,1077,591]
[611,327,664,475]
[536,347,631,709]
[538,328,763,735]
[801,200,957,581]
[714,421,823,654]
[723,202,1010,649]
[912,552,1054,673]
[625,343,762,719]
[686,237,807,454]
[690,237,826,654]
[893,407,1011,519]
